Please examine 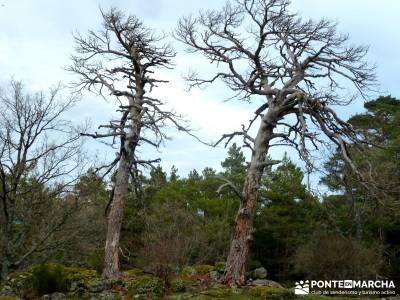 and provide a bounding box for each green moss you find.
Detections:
[248,286,295,299]
[127,275,165,298]
[1,271,35,298]
[62,266,98,284]
[3,271,33,288]
[0,297,21,300]
[170,279,186,293]
[181,266,196,277]
[193,265,214,275]
[202,288,233,297]
[189,296,213,300]
[122,268,144,278]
